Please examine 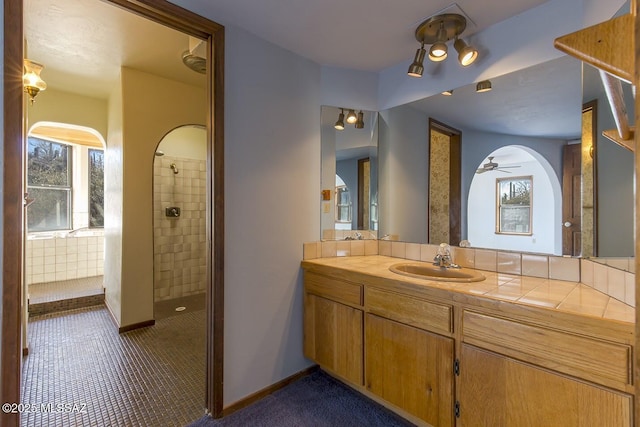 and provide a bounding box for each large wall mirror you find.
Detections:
[374,54,634,262]
[321,106,378,240]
